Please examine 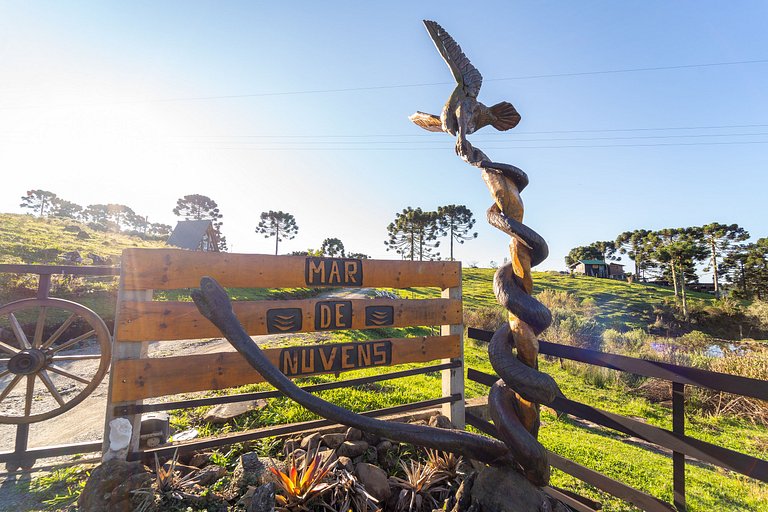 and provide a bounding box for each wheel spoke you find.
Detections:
[0,374,23,402]
[24,375,35,416]
[51,354,102,361]
[46,364,90,385]
[33,306,48,348]
[0,340,19,356]
[38,370,66,407]
[8,313,31,349]
[50,330,96,354]
[41,313,77,349]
